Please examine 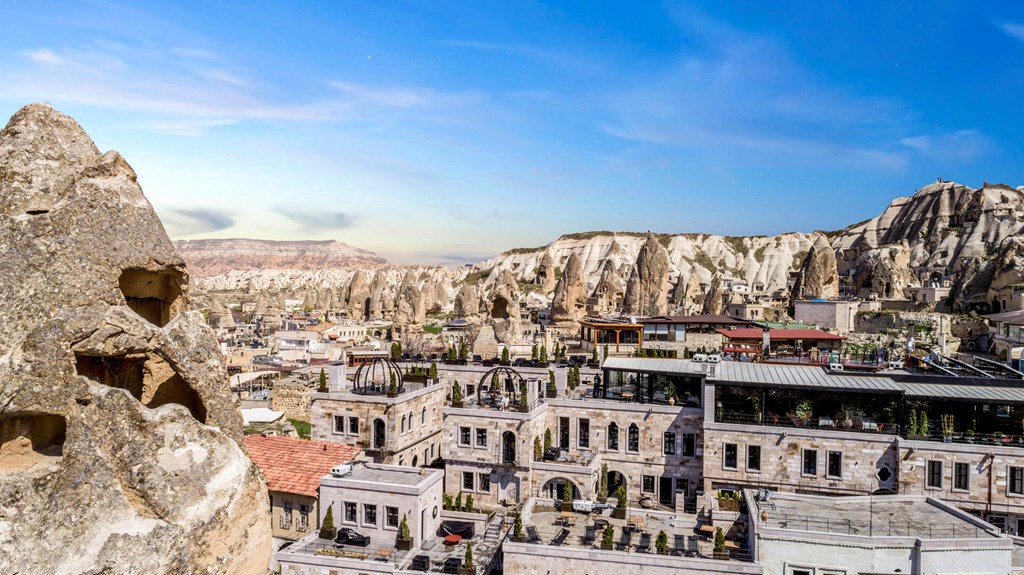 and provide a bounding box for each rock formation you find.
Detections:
[394,270,426,324]
[791,235,840,299]
[850,242,917,300]
[702,274,725,315]
[489,270,523,343]
[622,233,671,316]
[345,270,371,321]
[671,273,702,315]
[591,259,625,312]
[551,252,588,324]
[534,251,558,293]
[453,284,480,317]
[0,104,270,574]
